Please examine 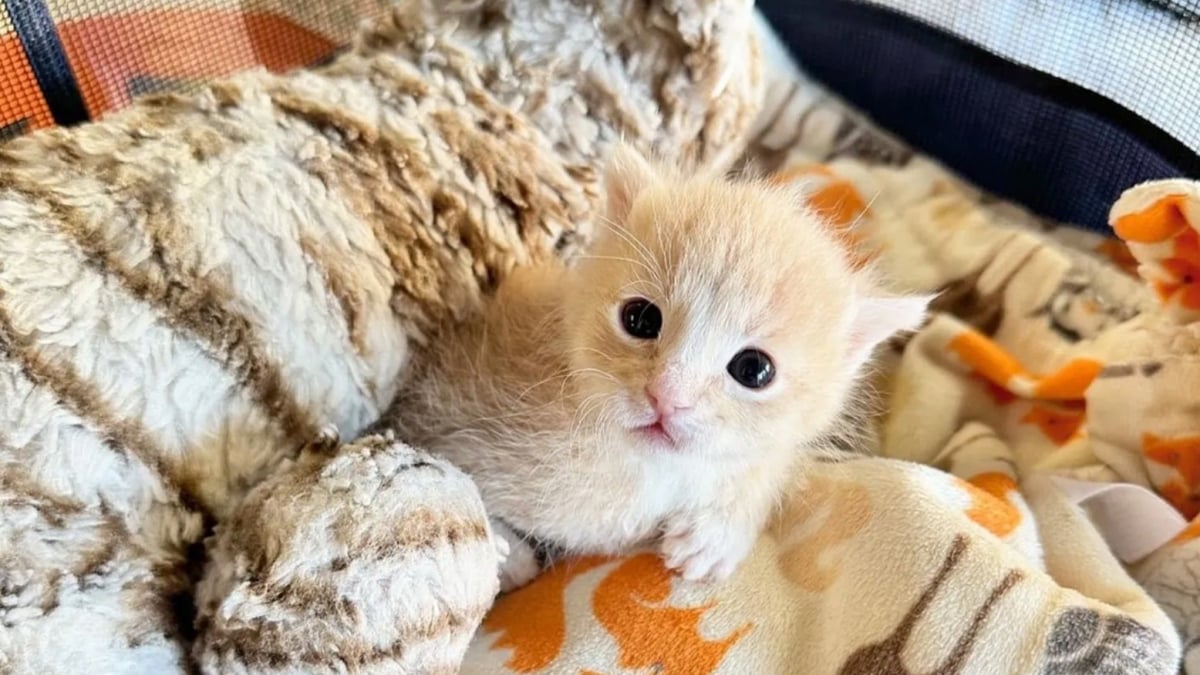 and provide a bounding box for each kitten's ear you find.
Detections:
[604,143,657,223]
[846,294,932,369]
